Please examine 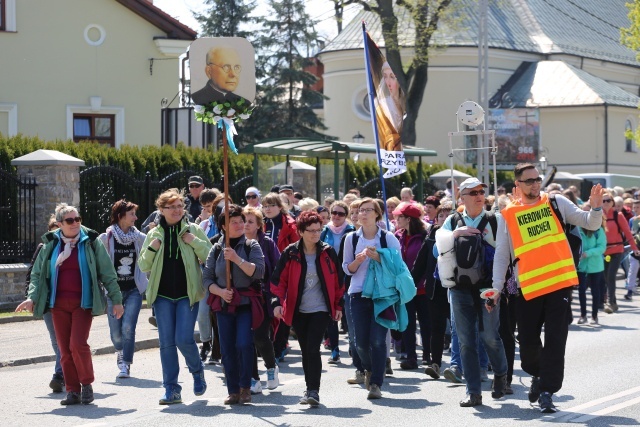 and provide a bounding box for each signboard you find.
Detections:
[465,108,539,164]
